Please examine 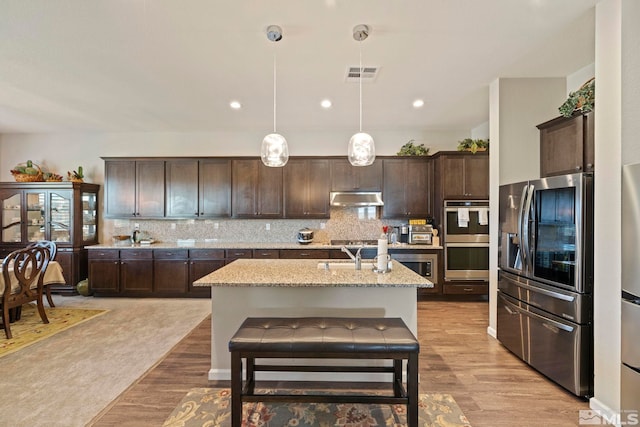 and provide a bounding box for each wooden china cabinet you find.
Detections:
[0,181,100,295]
